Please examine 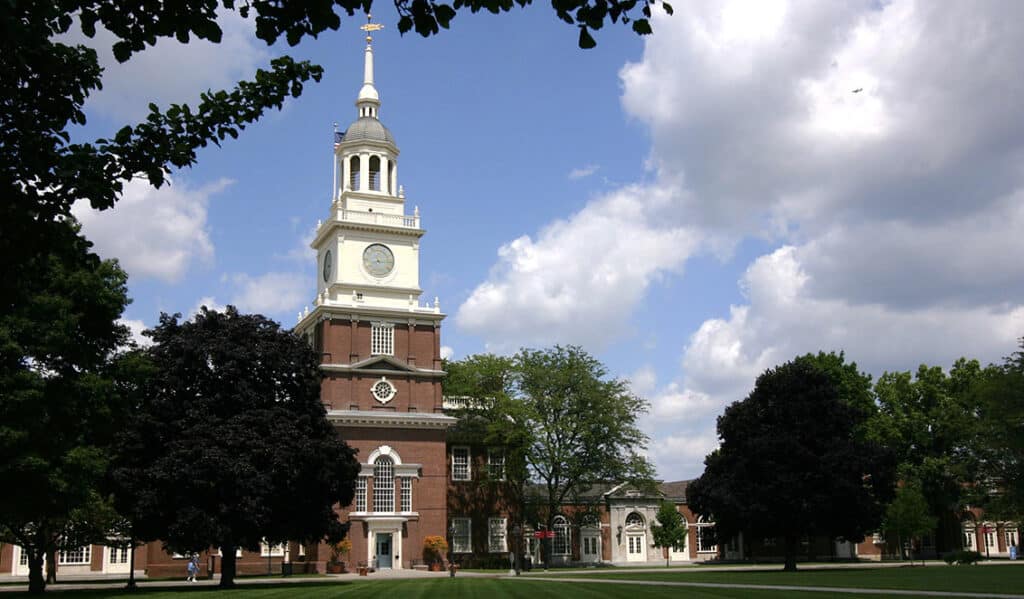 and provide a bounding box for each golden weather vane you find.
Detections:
[360,14,384,43]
